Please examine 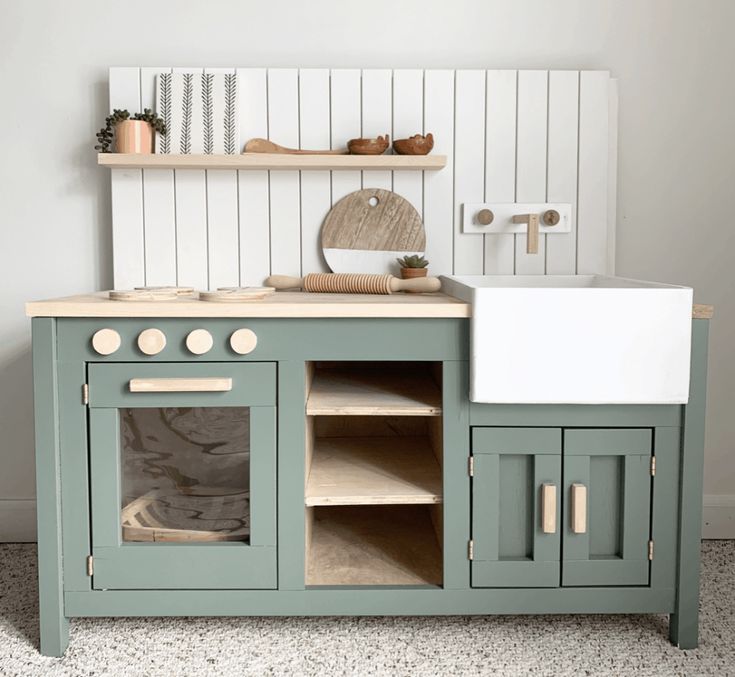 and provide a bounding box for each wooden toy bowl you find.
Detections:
[348,135,390,155]
[392,133,434,155]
